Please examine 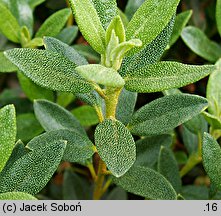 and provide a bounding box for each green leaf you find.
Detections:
[158,146,182,193]
[16,113,44,142]
[181,26,221,62]
[76,64,125,88]
[124,62,214,93]
[125,0,145,20]
[128,94,208,136]
[0,2,20,43]
[28,129,95,164]
[135,134,172,168]
[4,48,93,93]
[0,52,17,73]
[125,0,180,56]
[44,36,88,66]
[34,99,86,136]
[202,132,221,189]
[0,192,37,200]
[216,0,221,37]
[120,16,175,76]
[0,105,16,172]
[118,9,129,28]
[206,60,221,116]
[24,37,44,48]
[169,10,192,48]
[181,185,208,200]
[69,0,106,54]
[106,187,127,200]
[106,15,125,45]
[0,139,66,195]
[75,91,102,107]
[56,26,78,45]
[6,0,33,36]
[116,88,137,125]
[26,0,45,9]
[71,105,99,127]
[56,92,76,108]
[113,165,177,200]
[17,72,54,101]
[35,8,71,38]
[203,112,221,130]
[95,119,136,177]
[91,0,117,30]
